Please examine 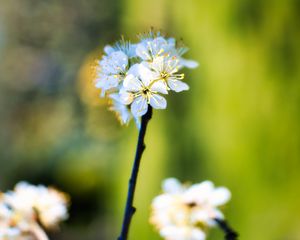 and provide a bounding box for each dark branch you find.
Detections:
[117,107,153,240]
[215,218,238,240]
